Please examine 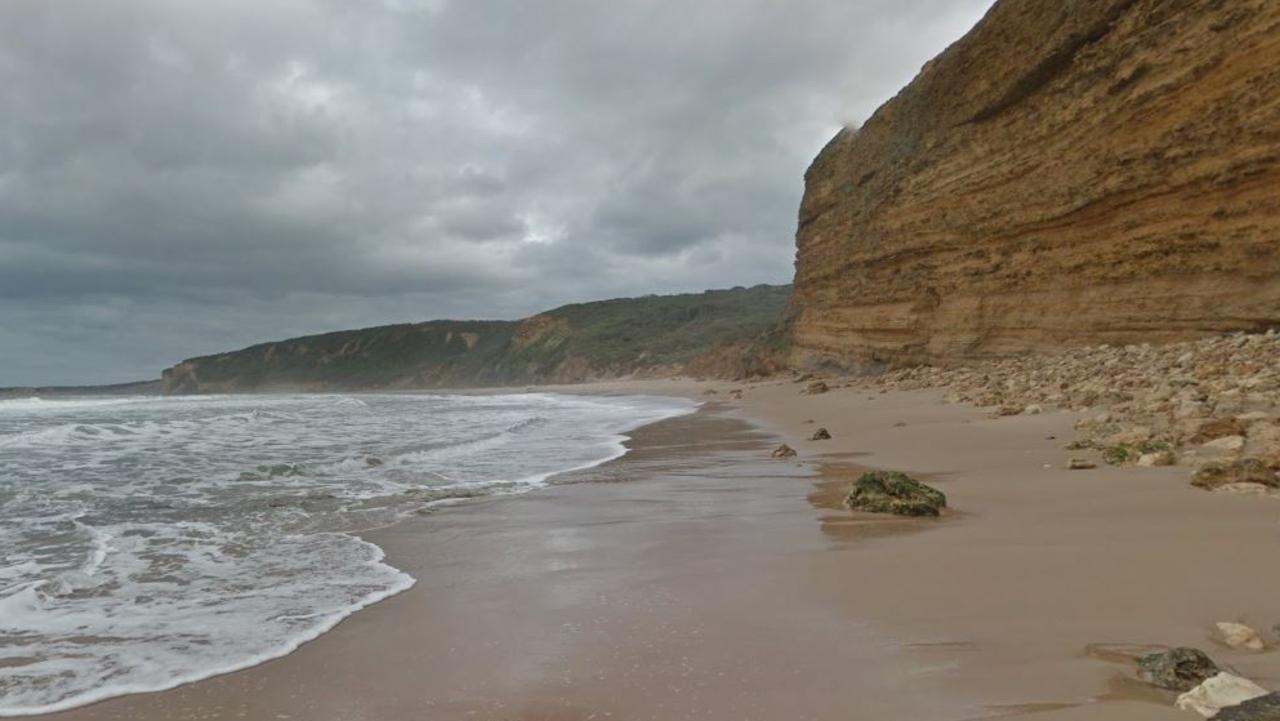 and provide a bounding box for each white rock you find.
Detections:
[1024,404,1043,415]
[1202,435,1246,453]
[1137,450,1175,467]
[1217,622,1266,651]
[1176,673,1269,718]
